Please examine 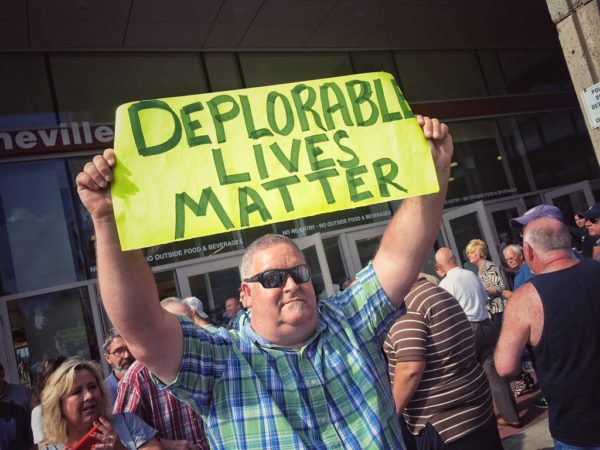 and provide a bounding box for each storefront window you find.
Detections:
[239,52,353,87]
[7,286,99,387]
[496,116,535,193]
[351,51,398,78]
[0,53,57,129]
[517,110,599,189]
[204,53,244,92]
[496,49,573,94]
[0,159,87,294]
[50,53,209,123]
[445,119,512,206]
[393,50,488,101]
